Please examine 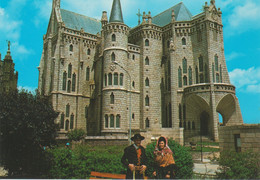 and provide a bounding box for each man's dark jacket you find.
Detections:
[121,144,147,179]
